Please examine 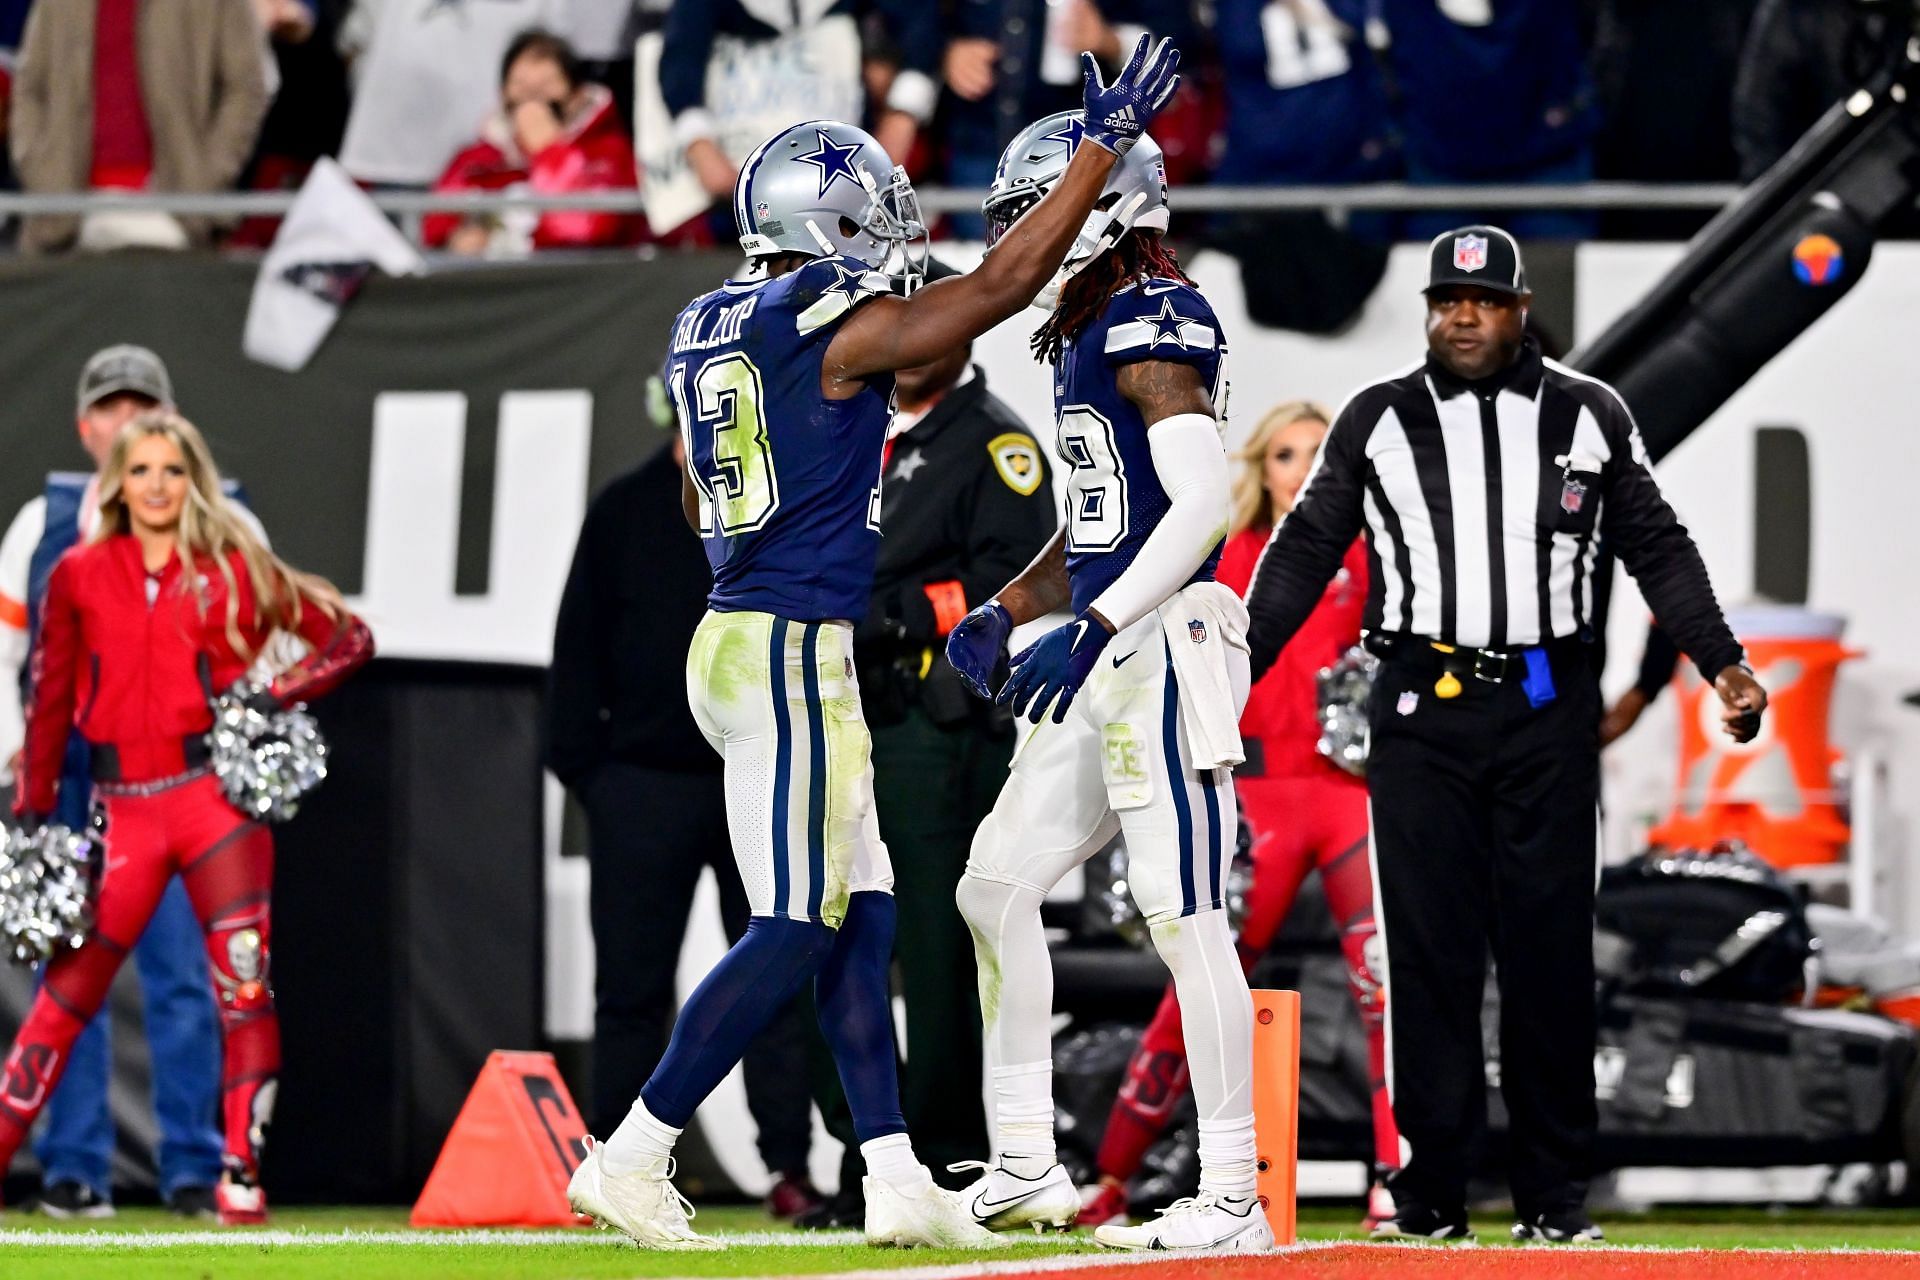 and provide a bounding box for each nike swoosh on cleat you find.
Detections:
[974,1191,1041,1213]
